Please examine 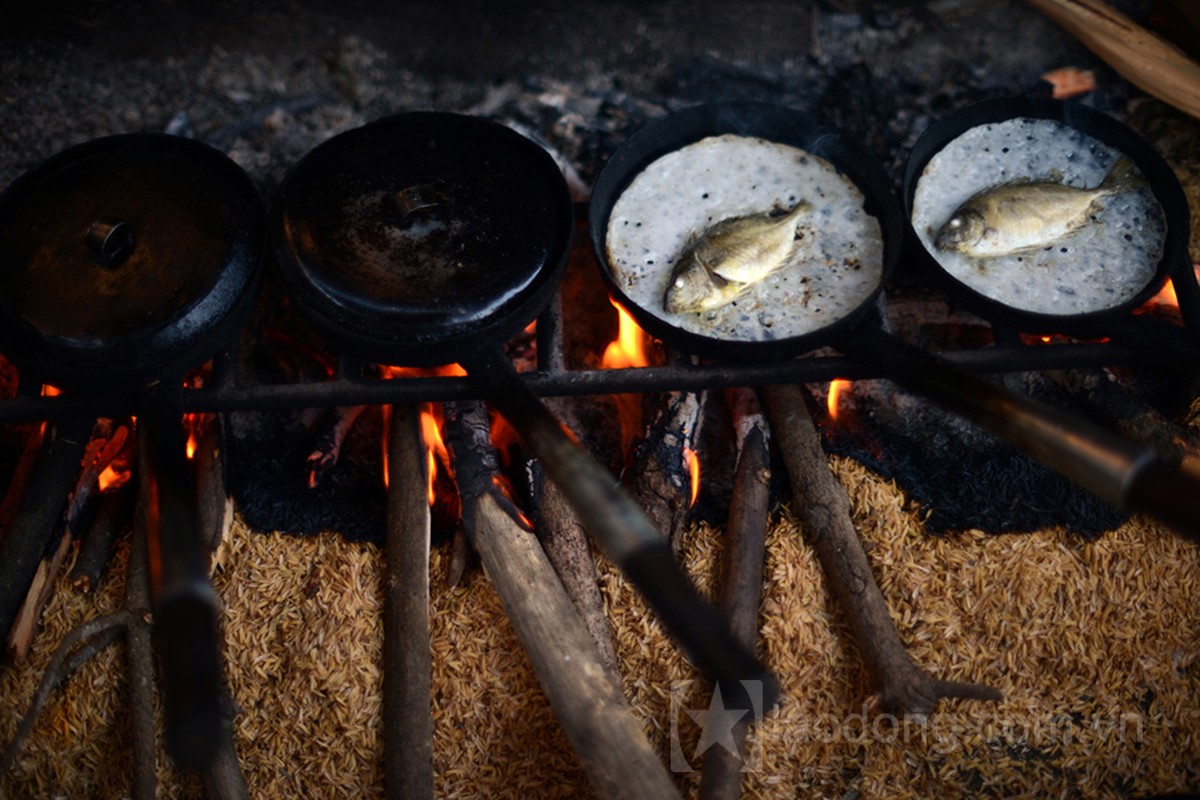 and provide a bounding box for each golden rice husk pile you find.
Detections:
[1,455,1198,798]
